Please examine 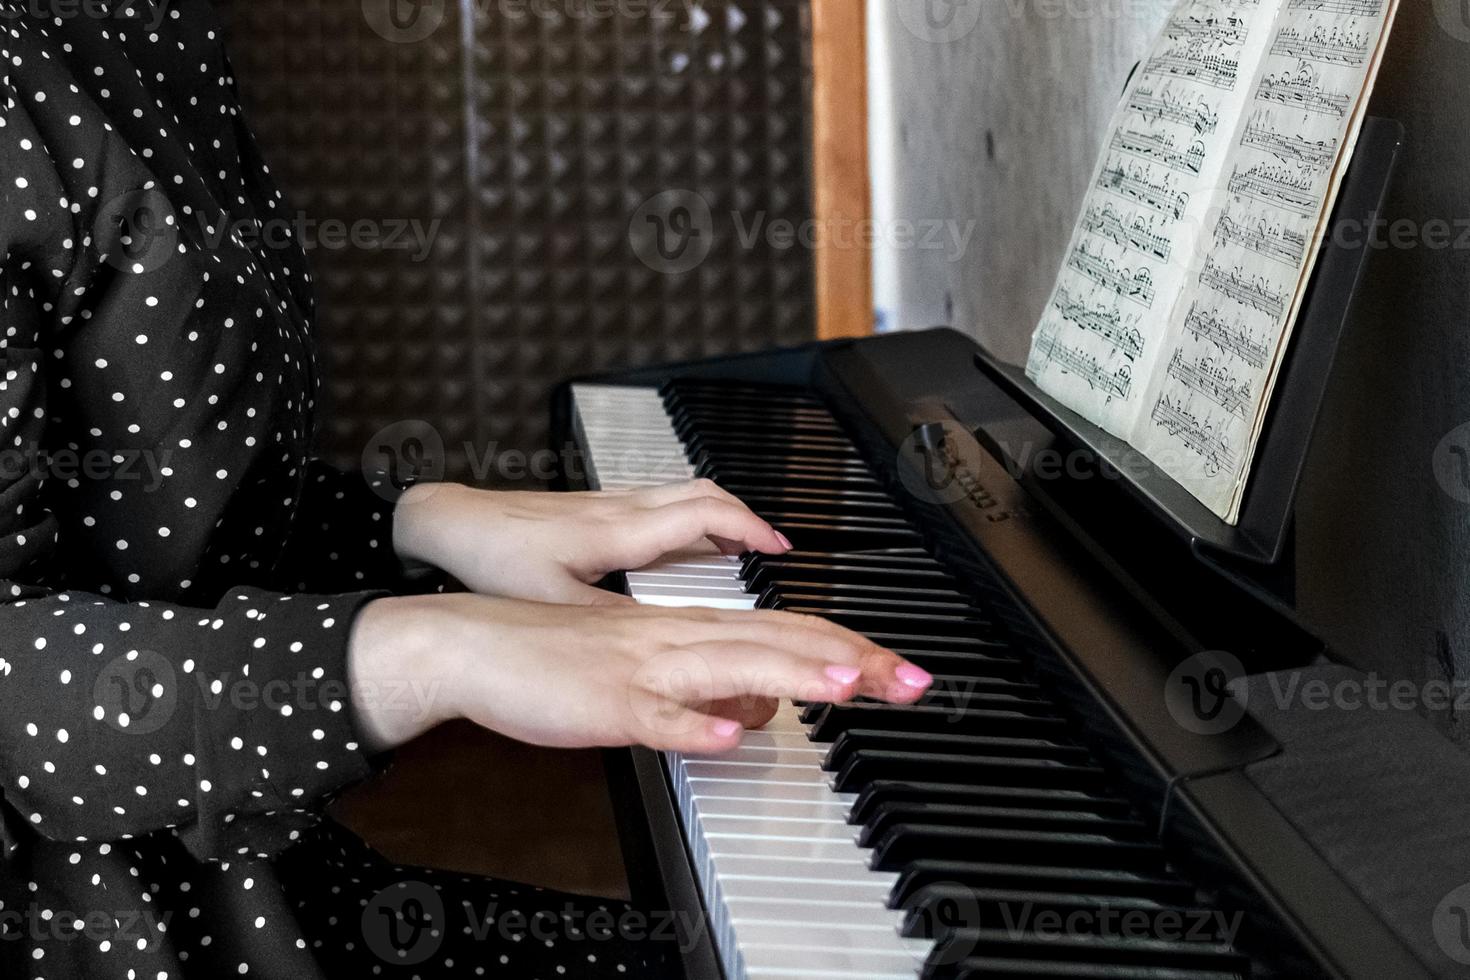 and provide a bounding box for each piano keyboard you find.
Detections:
[571,380,1249,980]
